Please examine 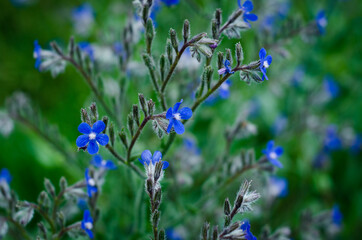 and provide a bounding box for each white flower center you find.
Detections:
[89,132,96,140]
[220,82,229,90]
[269,152,277,159]
[101,160,107,166]
[263,60,270,68]
[319,18,327,27]
[85,222,93,230]
[173,113,181,121]
[88,178,95,186]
